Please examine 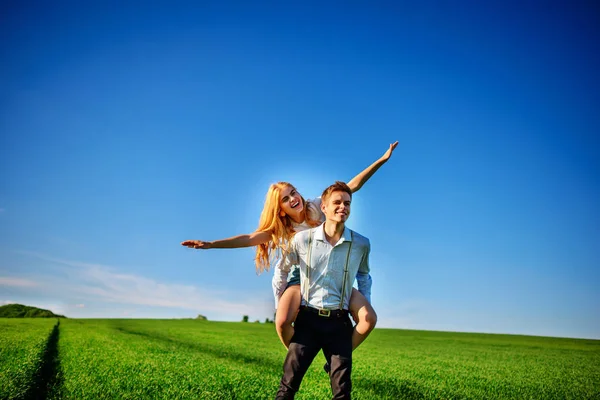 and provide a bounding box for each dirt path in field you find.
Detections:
[22,320,63,400]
